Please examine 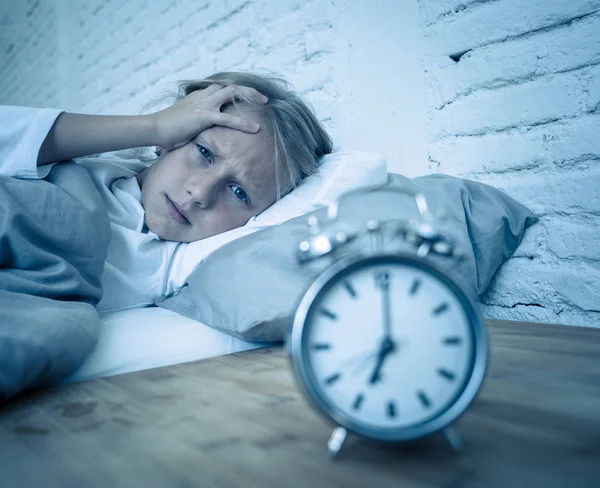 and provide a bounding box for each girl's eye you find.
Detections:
[196,144,212,162]
[230,185,249,204]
